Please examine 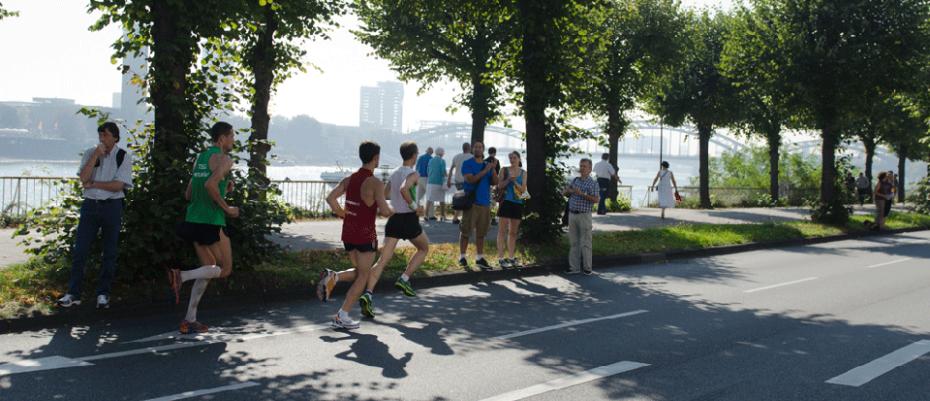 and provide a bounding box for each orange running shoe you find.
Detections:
[179,320,209,334]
